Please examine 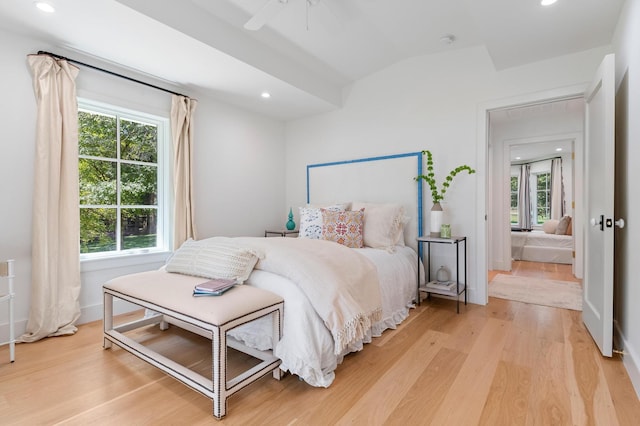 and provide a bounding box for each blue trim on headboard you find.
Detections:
[306,152,424,238]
